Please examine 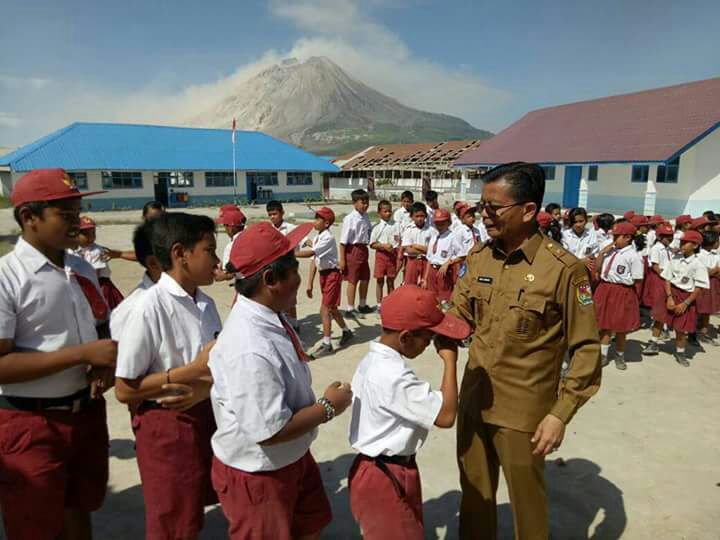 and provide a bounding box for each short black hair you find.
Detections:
[545,203,560,214]
[13,201,49,228]
[351,189,369,202]
[410,202,427,216]
[231,251,298,298]
[378,199,392,211]
[569,207,588,224]
[424,190,438,203]
[597,213,615,232]
[266,200,284,213]
[142,201,165,219]
[702,230,719,250]
[132,220,156,268]
[703,210,716,220]
[400,190,414,201]
[482,162,545,210]
[151,212,216,271]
